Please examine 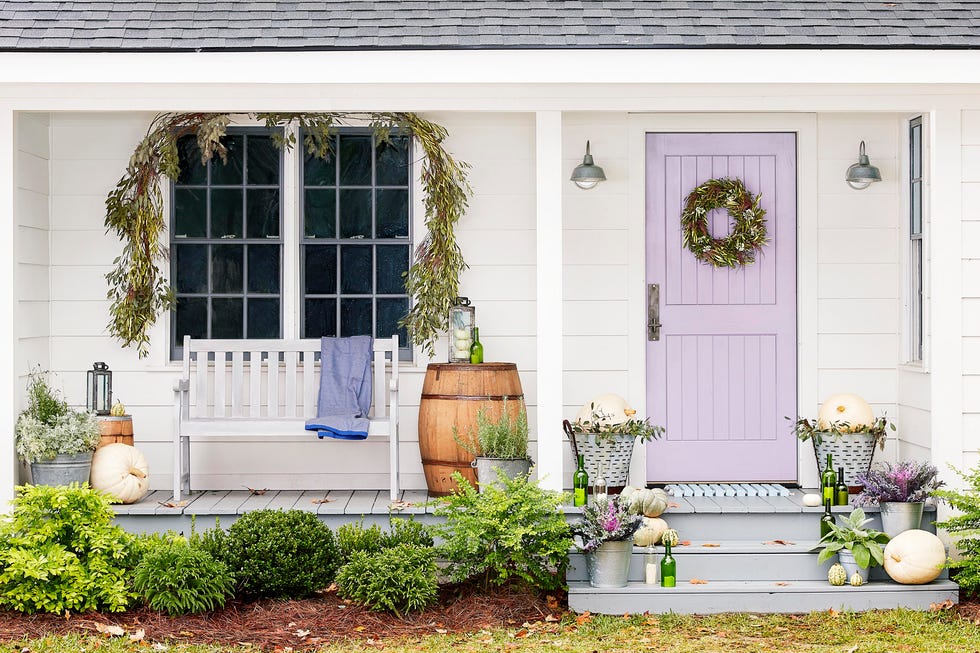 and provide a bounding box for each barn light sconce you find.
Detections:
[570,141,606,190]
[845,141,882,190]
